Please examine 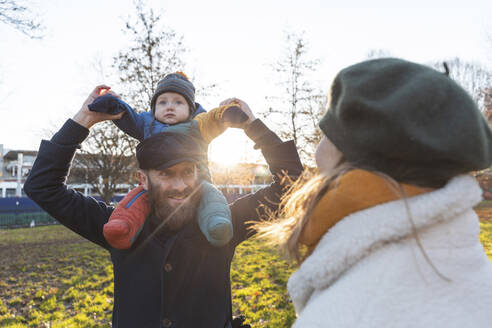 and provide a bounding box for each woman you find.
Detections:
[258,58,492,327]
